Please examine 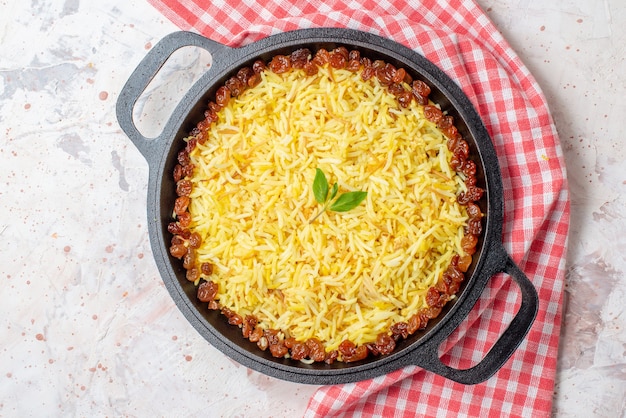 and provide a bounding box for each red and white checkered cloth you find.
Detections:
[146,0,570,416]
